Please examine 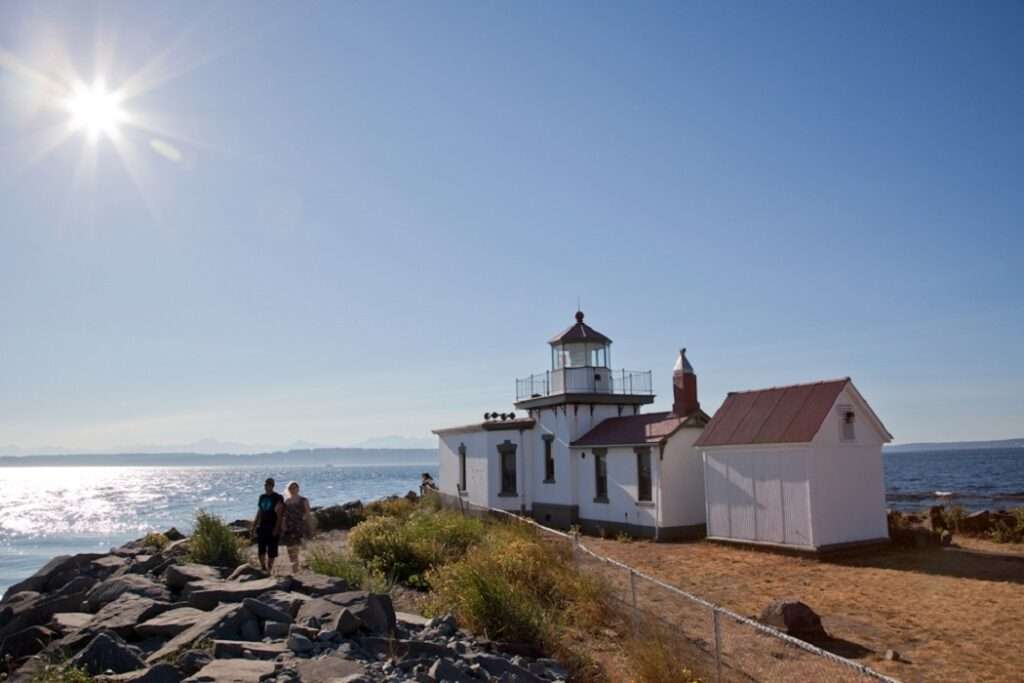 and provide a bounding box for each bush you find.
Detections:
[990,509,1024,544]
[348,509,484,587]
[305,543,388,591]
[941,505,967,532]
[364,497,417,519]
[188,510,245,567]
[141,532,169,551]
[30,663,92,683]
[423,522,610,648]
